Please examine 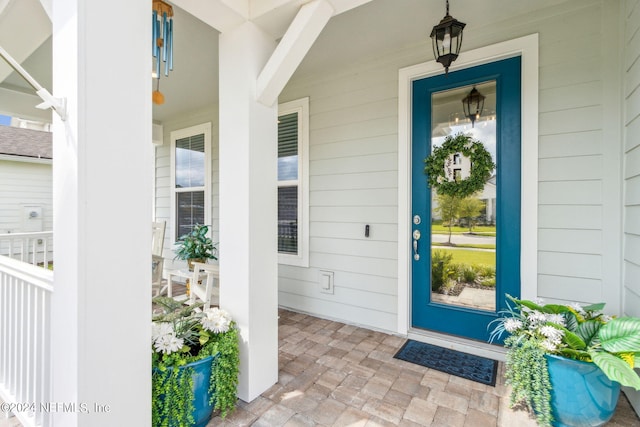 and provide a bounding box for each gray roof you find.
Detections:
[0,125,52,159]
